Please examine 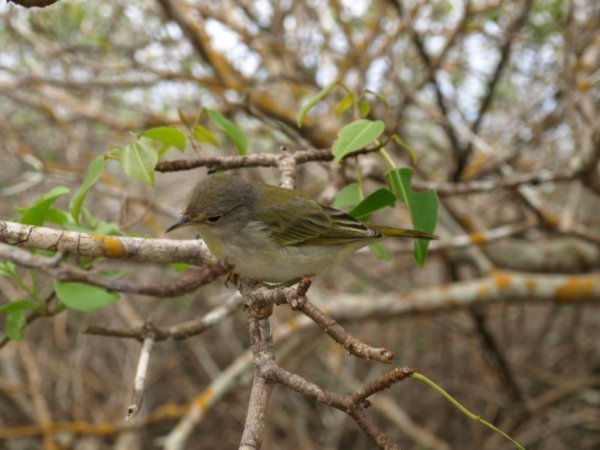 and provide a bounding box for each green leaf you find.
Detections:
[0,300,38,341]
[16,186,70,226]
[206,109,249,155]
[54,281,120,312]
[0,261,16,278]
[335,93,356,117]
[172,262,189,272]
[141,127,186,152]
[364,89,391,109]
[332,119,385,163]
[45,206,73,226]
[359,101,371,118]
[393,135,419,164]
[97,270,129,279]
[0,300,38,313]
[348,188,396,221]
[194,124,219,147]
[332,183,362,210]
[69,155,105,225]
[121,142,158,186]
[106,146,124,159]
[296,80,340,127]
[92,220,125,236]
[369,242,390,260]
[73,208,124,235]
[386,168,438,267]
